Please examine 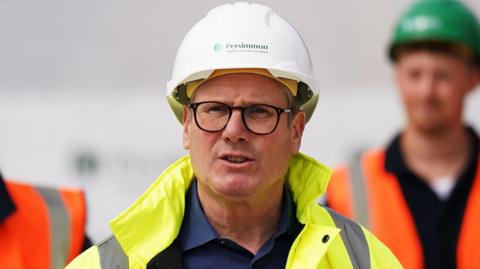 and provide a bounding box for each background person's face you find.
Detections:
[395,51,479,134]
[183,73,305,201]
